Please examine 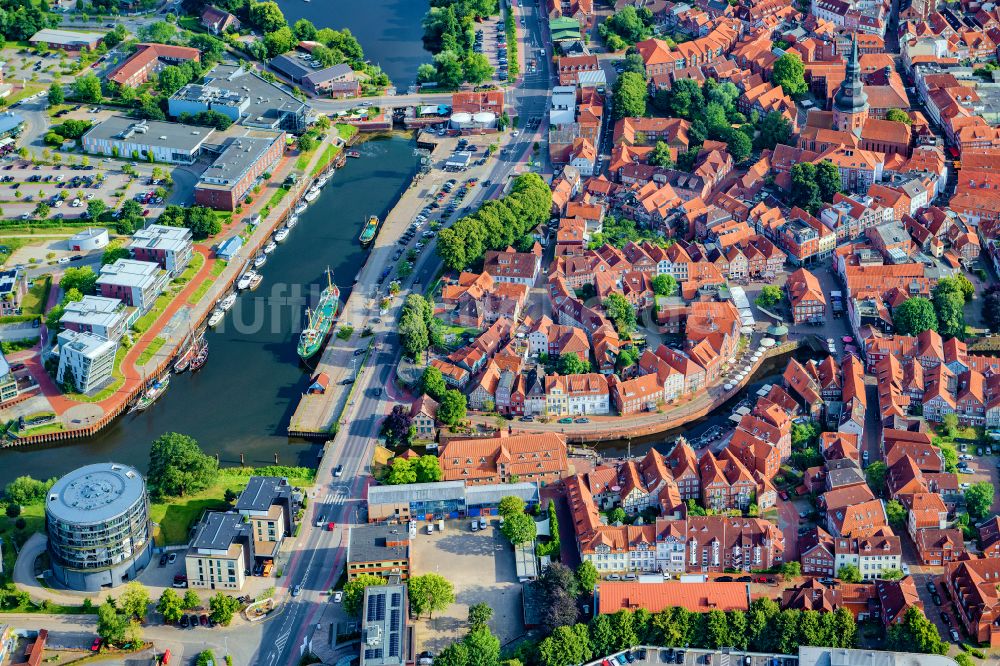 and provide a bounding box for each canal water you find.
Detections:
[276,0,430,89]
[0,137,420,486]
